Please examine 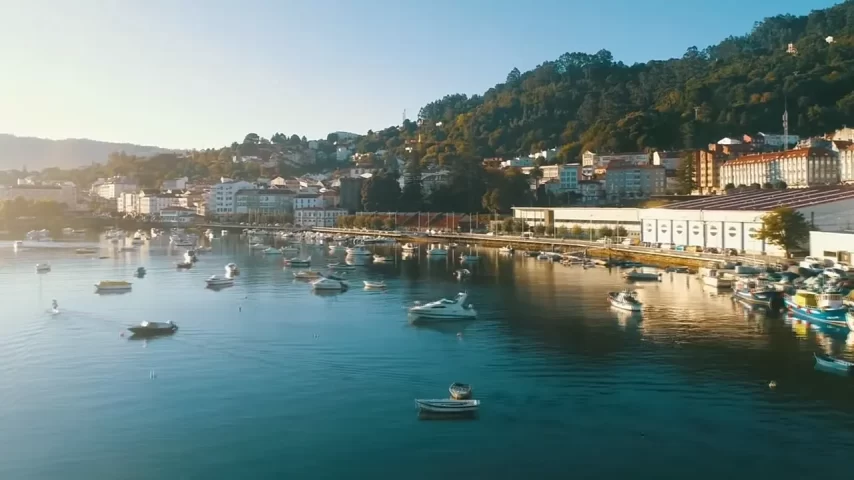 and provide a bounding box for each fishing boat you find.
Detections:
[814,353,854,375]
[622,269,661,281]
[363,280,386,289]
[784,290,848,329]
[701,269,732,288]
[284,257,311,267]
[409,292,477,320]
[95,280,132,292]
[733,278,780,306]
[128,321,178,337]
[75,247,98,255]
[226,263,240,275]
[205,275,234,287]
[607,289,643,312]
[327,263,356,271]
[311,276,348,291]
[263,247,283,255]
[449,382,472,400]
[293,270,322,280]
[372,255,388,263]
[414,399,480,414]
[498,246,514,254]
